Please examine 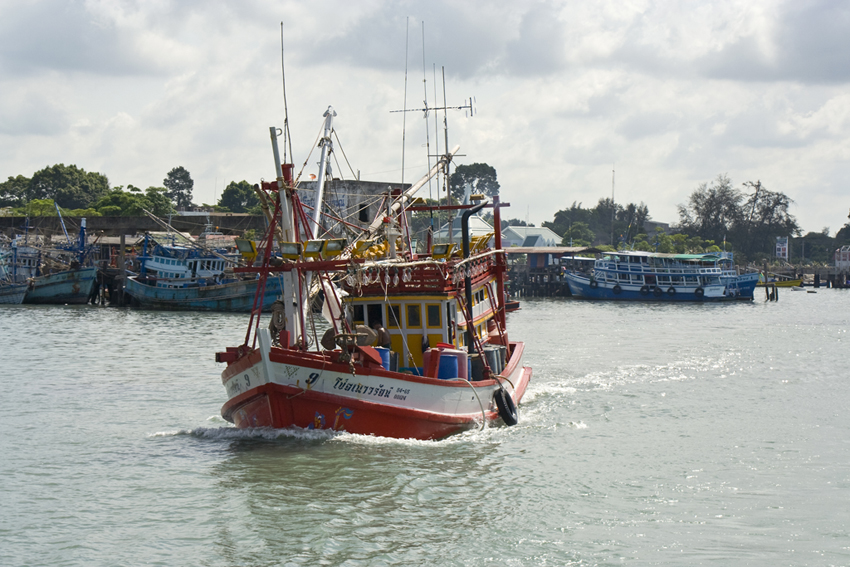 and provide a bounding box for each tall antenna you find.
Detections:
[611,164,616,247]
[400,17,410,185]
[280,23,293,162]
[420,21,433,199]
